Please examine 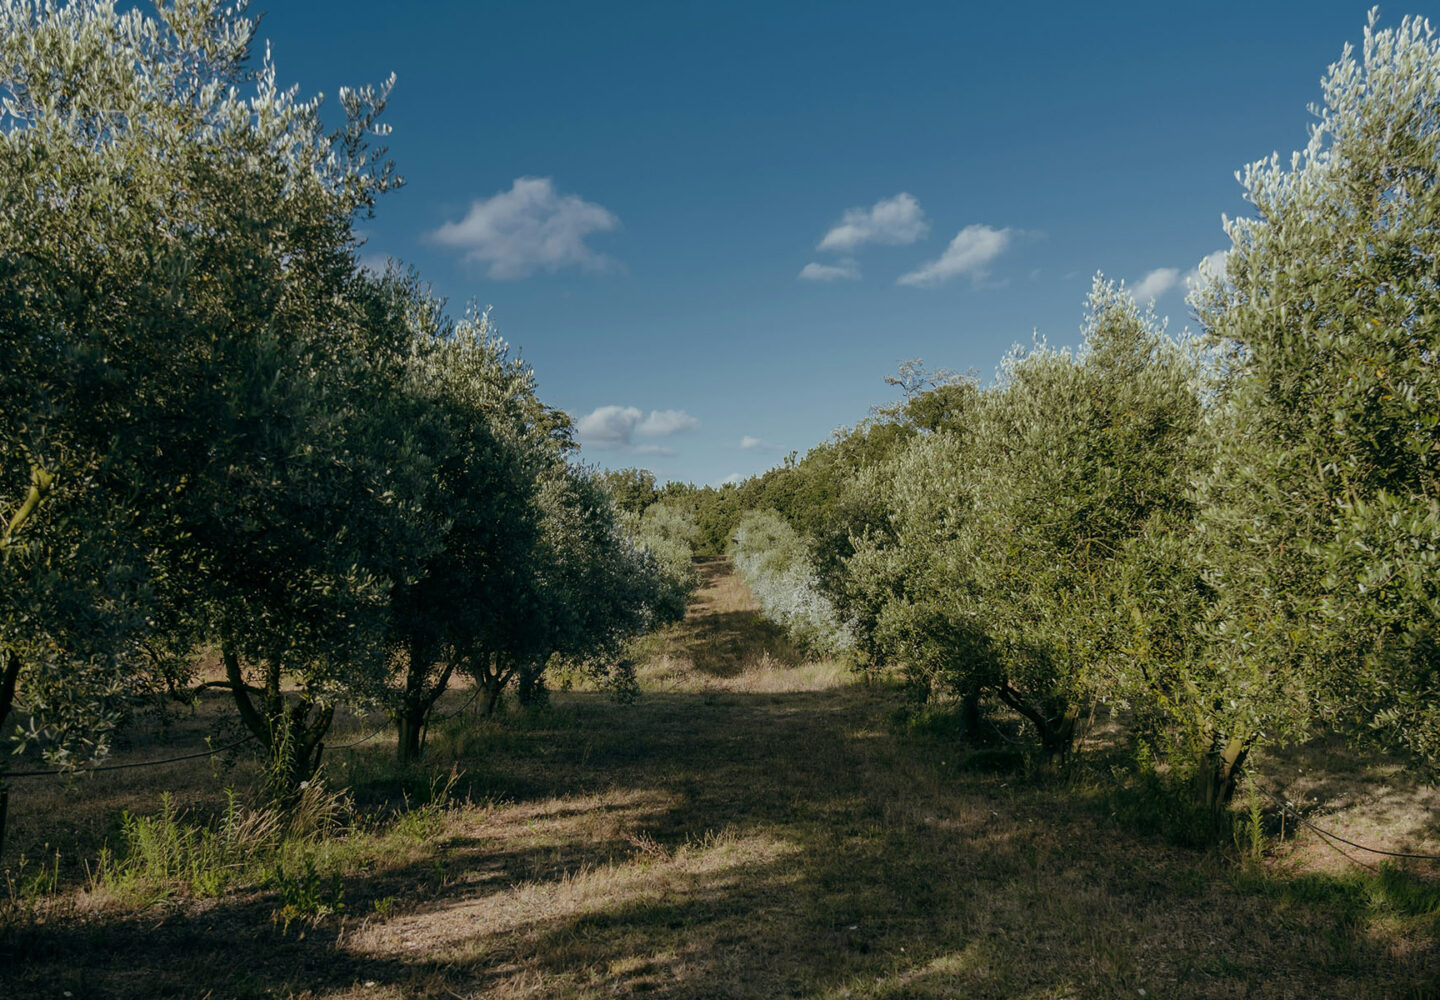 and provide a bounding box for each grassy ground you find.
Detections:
[2,558,1438,999]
